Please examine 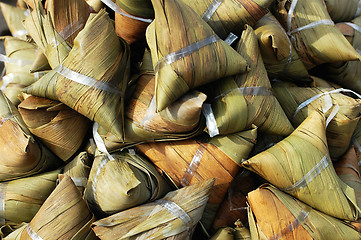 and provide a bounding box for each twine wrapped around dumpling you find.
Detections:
[319,16,361,94]
[248,184,361,240]
[0,91,61,181]
[18,95,90,162]
[0,37,38,105]
[274,0,361,69]
[18,175,95,240]
[0,3,29,39]
[44,0,91,45]
[84,150,171,217]
[147,0,248,112]
[136,128,257,229]
[204,25,294,136]
[92,179,215,240]
[0,170,60,227]
[23,4,72,69]
[24,9,131,141]
[182,0,273,39]
[60,152,92,195]
[254,13,309,81]
[273,86,361,158]
[243,110,361,221]
[324,0,361,22]
[98,51,206,150]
